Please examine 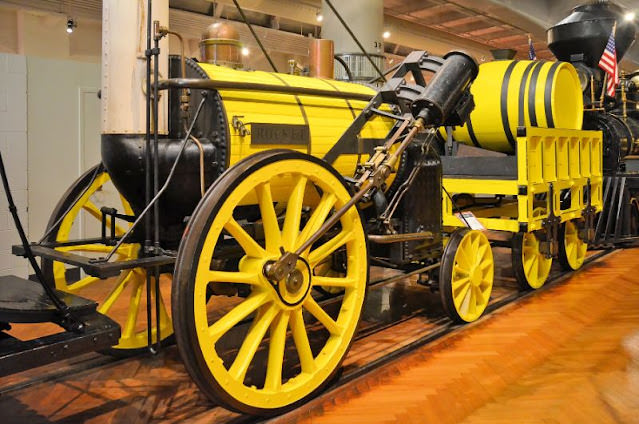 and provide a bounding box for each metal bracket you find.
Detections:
[232,115,250,137]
